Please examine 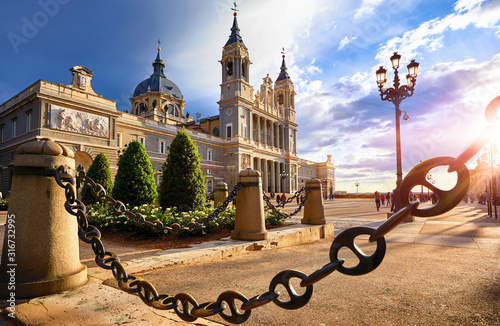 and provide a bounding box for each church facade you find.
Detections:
[0,12,335,197]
